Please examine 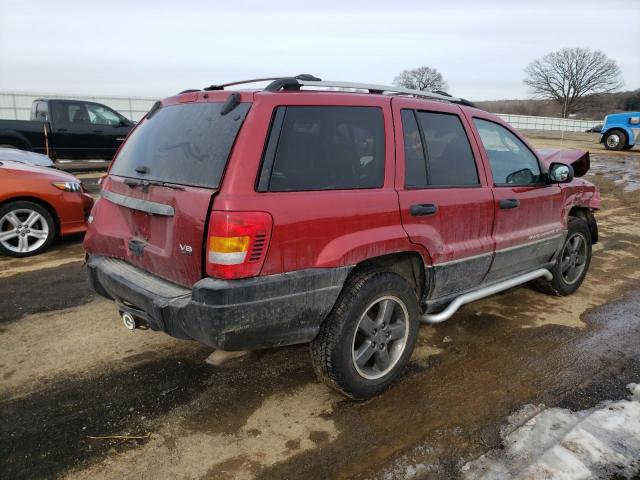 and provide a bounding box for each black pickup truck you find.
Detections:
[0,98,135,160]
